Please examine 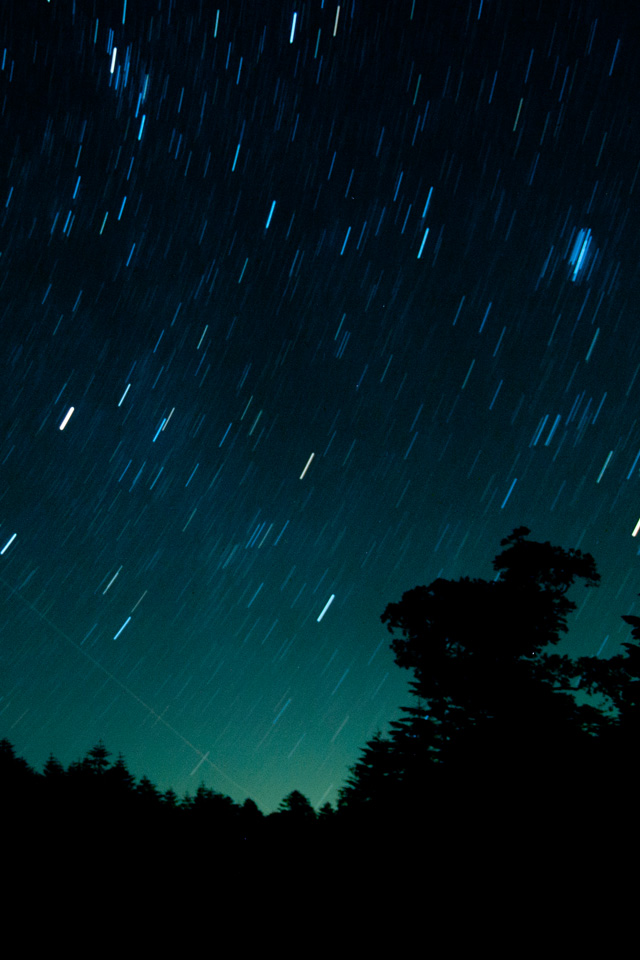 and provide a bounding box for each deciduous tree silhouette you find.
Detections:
[615,612,640,723]
[339,527,632,840]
